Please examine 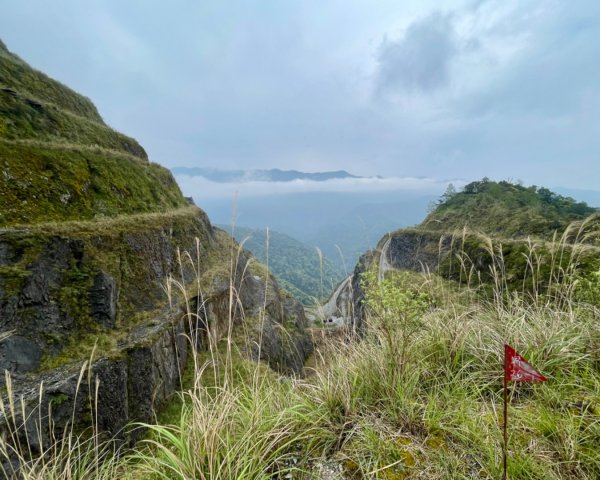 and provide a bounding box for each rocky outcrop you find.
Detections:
[0,208,212,377]
[384,230,451,273]
[347,225,600,331]
[0,309,188,467]
[0,208,313,473]
[239,270,313,374]
[0,39,314,475]
[89,271,118,328]
[349,250,375,332]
